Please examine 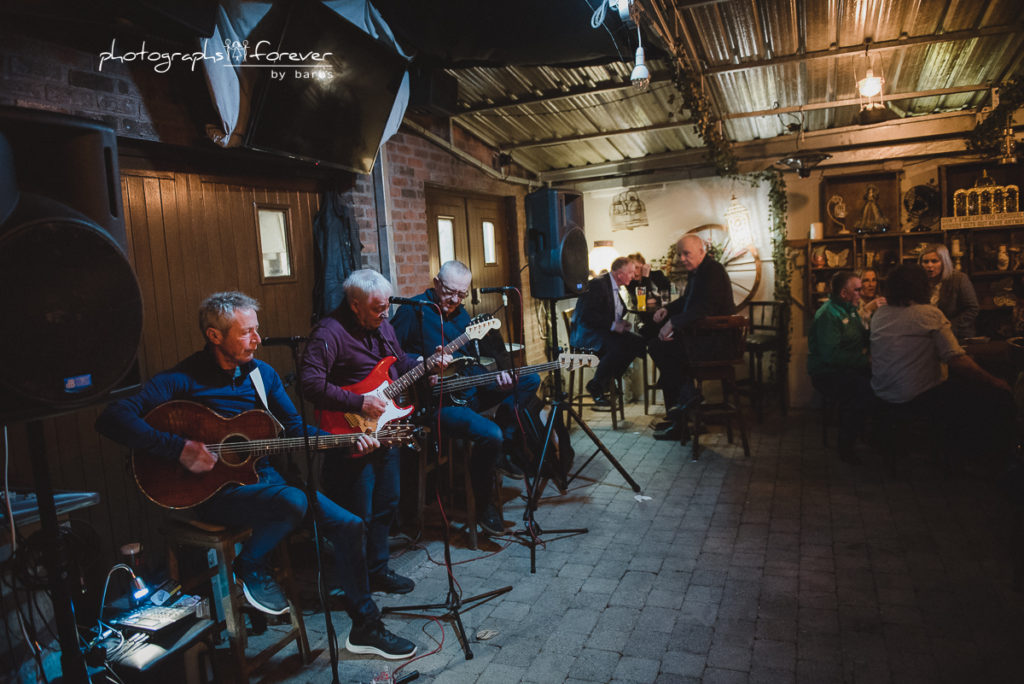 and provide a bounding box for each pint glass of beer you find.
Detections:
[636,286,646,312]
